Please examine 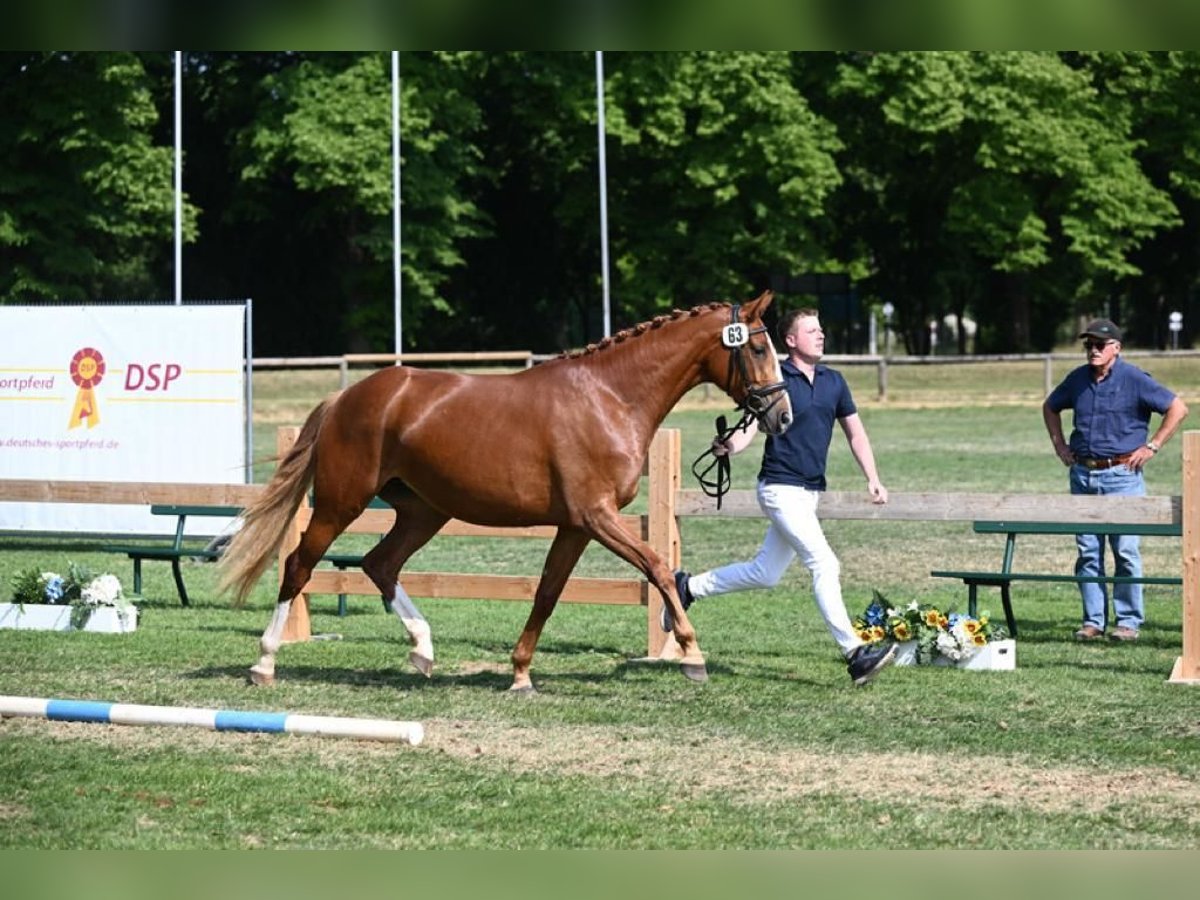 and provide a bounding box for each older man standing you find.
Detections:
[1043,318,1189,642]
